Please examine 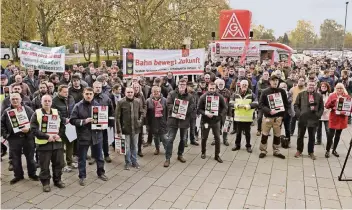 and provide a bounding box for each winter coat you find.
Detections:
[52,94,76,135]
[102,84,112,95]
[188,90,199,119]
[1,105,34,140]
[198,92,227,125]
[166,89,195,129]
[217,88,232,117]
[294,91,324,127]
[259,87,289,118]
[70,100,103,146]
[69,85,84,103]
[23,76,39,94]
[141,85,151,99]
[256,78,270,100]
[146,97,168,134]
[224,78,233,89]
[161,83,173,98]
[325,92,350,130]
[115,97,144,135]
[31,94,44,111]
[167,78,177,90]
